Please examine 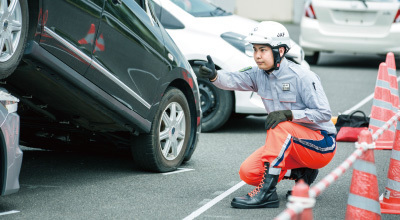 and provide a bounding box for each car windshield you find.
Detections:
[170,0,232,17]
